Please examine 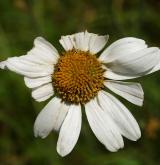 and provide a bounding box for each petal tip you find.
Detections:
[33,120,50,139]
[105,34,109,40]
[56,146,68,157]
[138,100,144,107]
[131,129,141,141]
[34,36,45,43]
[0,61,7,69]
[33,128,48,139]
[135,132,141,141]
